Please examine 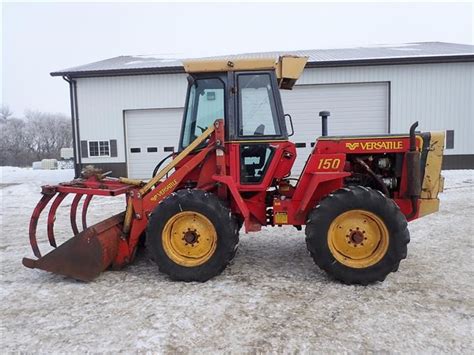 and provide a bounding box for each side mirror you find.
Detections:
[284,114,294,137]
